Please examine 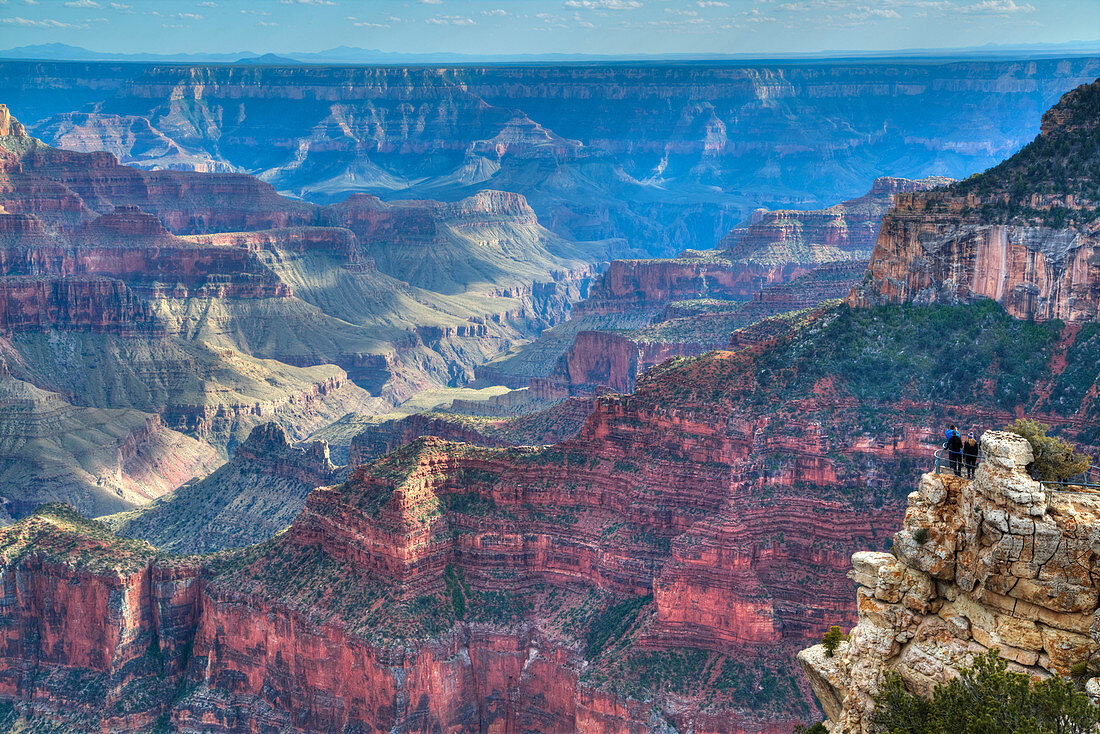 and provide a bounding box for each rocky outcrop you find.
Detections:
[799,430,1100,732]
[850,81,1100,322]
[721,176,953,263]
[103,422,337,554]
